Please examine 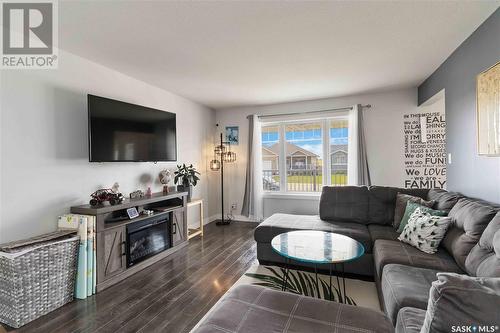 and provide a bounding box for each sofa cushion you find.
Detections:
[465,212,500,277]
[373,239,462,280]
[395,307,426,333]
[319,186,370,223]
[368,186,429,226]
[192,284,394,333]
[393,193,435,229]
[368,224,399,242]
[255,213,373,253]
[421,273,500,333]
[381,264,438,324]
[427,188,462,211]
[443,198,498,271]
